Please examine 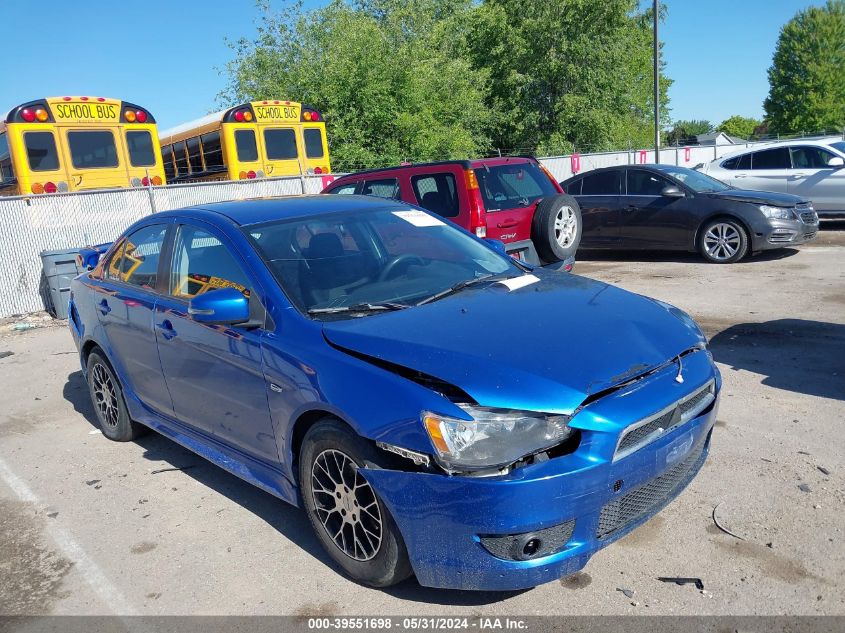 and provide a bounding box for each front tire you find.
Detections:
[86,351,146,441]
[531,194,583,263]
[698,218,749,264]
[300,419,412,587]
